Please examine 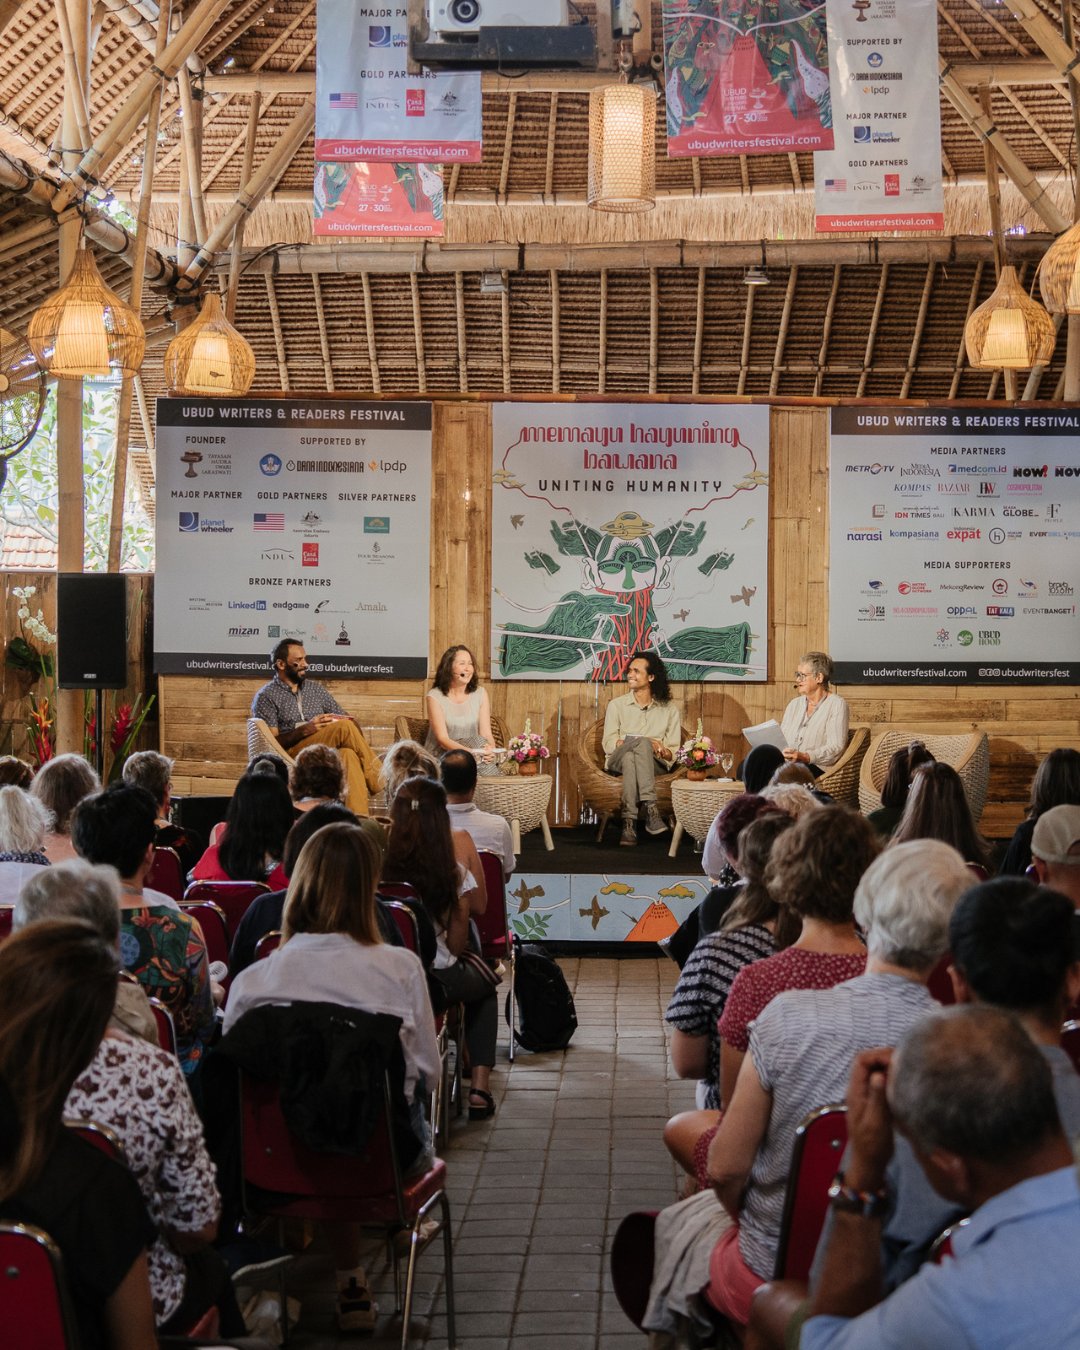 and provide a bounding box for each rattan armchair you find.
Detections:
[393,713,507,748]
[246,717,297,768]
[575,718,690,843]
[814,728,871,807]
[858,730,991,823]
